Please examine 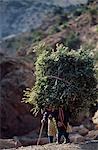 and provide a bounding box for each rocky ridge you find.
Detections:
[1,0,88,38]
